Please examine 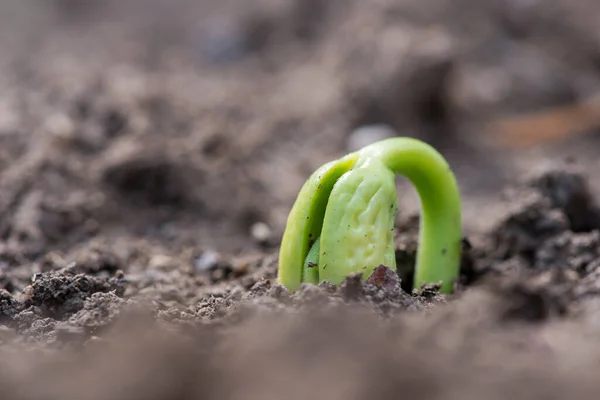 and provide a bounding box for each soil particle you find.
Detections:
[289,283,333,307]
[534,230,600,273]
[0,290,21,323]
[480,169,600,283]
[363,266,427,313]
[245,277,272,298]
[338,272,364,301]
[68,292,130,332]
[193,250,222,273]
[267,283,291,302]
[365,264,401,291]
[199,255,255,285]
[13,307,42,332]
[492,271,573,323]
[530,167,600,232]
[575,267,600,302]
[196,295,236,321]
[24,317,58,341]
[70,245,124,276]
[23,271,126,319]
[491,188,568,262]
